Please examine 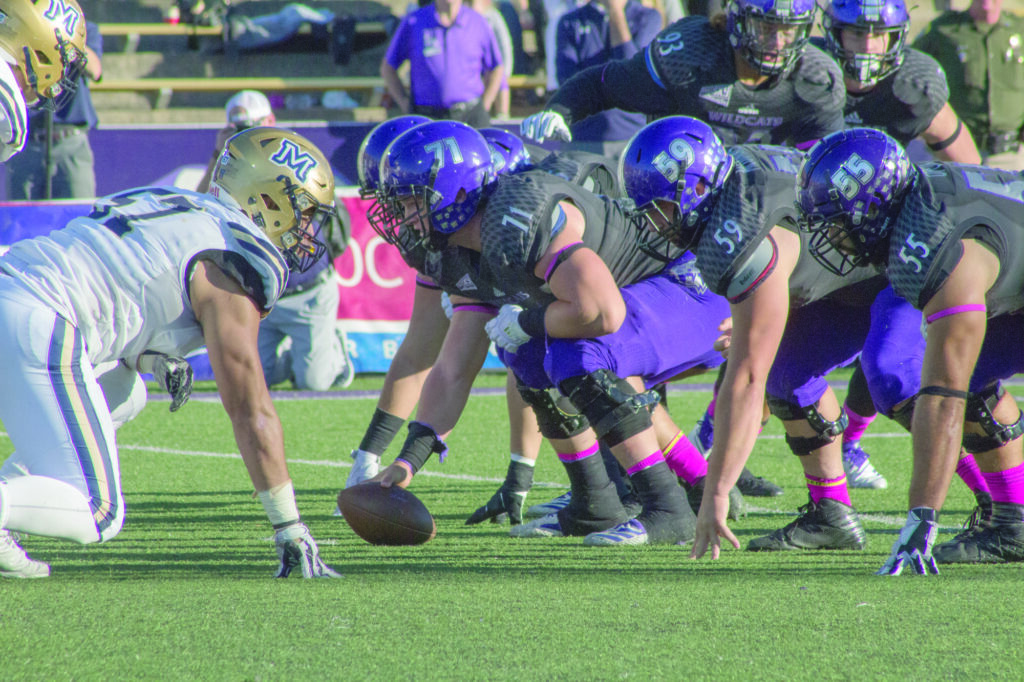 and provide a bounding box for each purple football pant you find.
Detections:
[860,286,926,415]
